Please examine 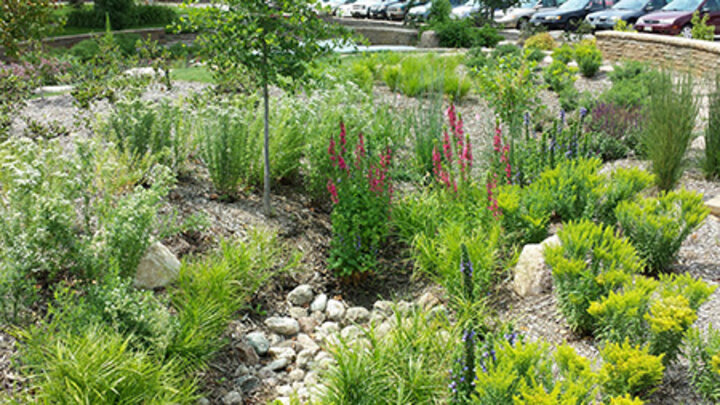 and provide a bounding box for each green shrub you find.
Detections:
[432,20,501,48]
[16,324,196,404]
[574,39,602,78]
[524,32,556,50]
[475,52,539,135]
[615,189,708,274]
[103,99,194,175]
[0,138,170,322]
[198,103,257,198]
[321,309,453,404]
[599,340,664,399]
[543,59,577,93]
[592,167,654,225]
[133,4,177,26]
[496,184,549,245]
[685,326,720,402]
[526,157,603,221]
[704,73,720,179]
[465,47,489,70]
[551,43,574,64]
[691,11,714,40]
[600,61,659,108]
[639,70,697,190]
[544,220,642,333]
[428,0,452,23]
[95,0,136,29]
[69,38,101,62]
